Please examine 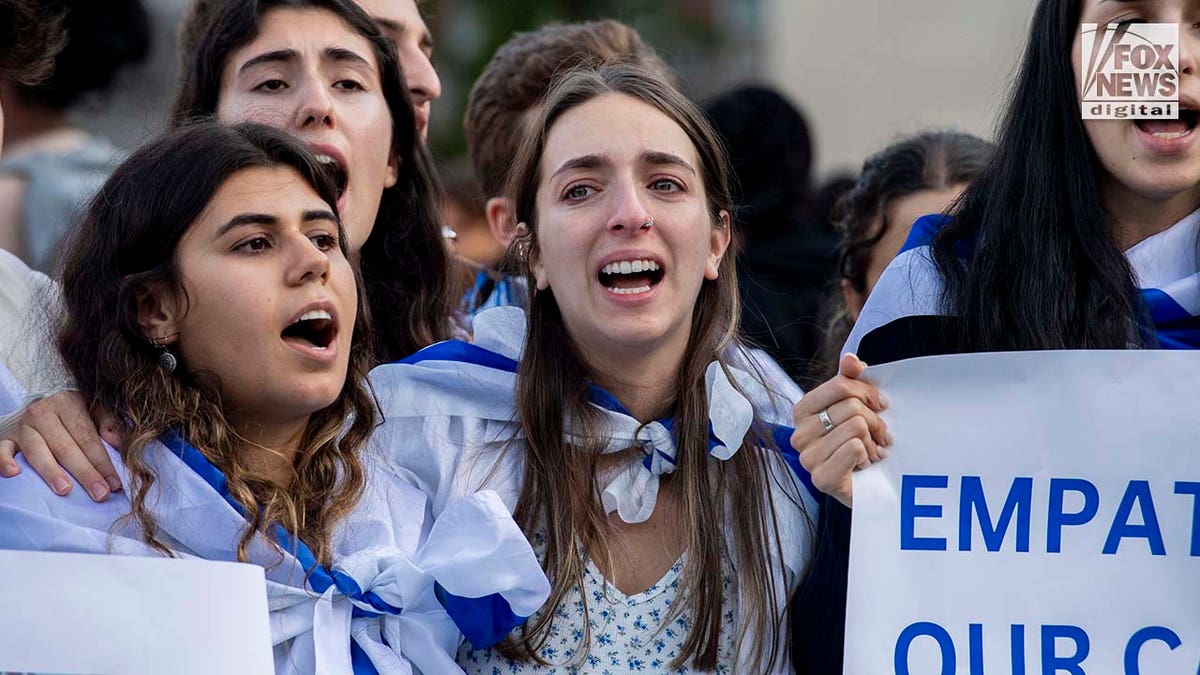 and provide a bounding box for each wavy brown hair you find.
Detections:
[57,122,376,566]
[172,0,452,362]
[500,62,807,670]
